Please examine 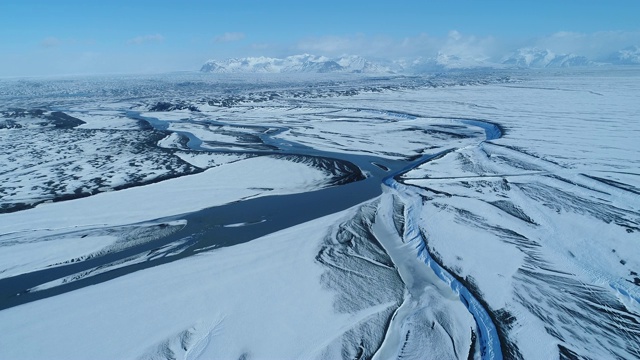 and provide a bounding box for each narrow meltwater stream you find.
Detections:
[379,120,503,359]
[0,112,408,309]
